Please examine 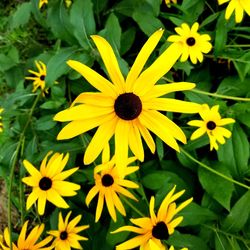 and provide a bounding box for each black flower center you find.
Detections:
[39,177,52,191]
[40,75,45,81]
[152,221,169,240]
[114,93,142,120]
[186,37,196,46]
[60,231,68,240]
[101,174,114,187]
[206,121,216,130]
